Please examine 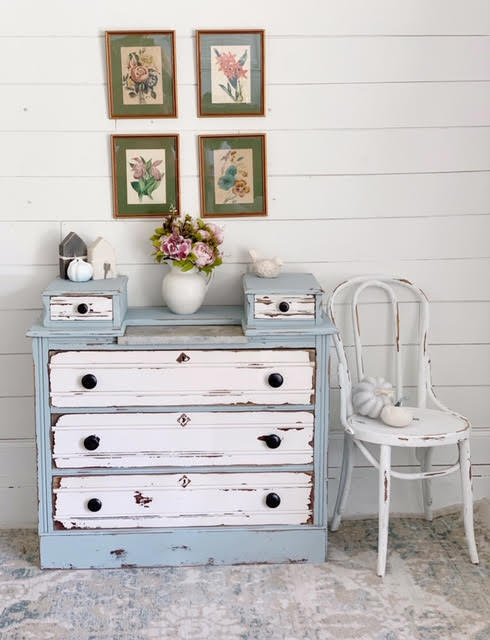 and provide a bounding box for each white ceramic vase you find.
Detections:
[162,263,213,315]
